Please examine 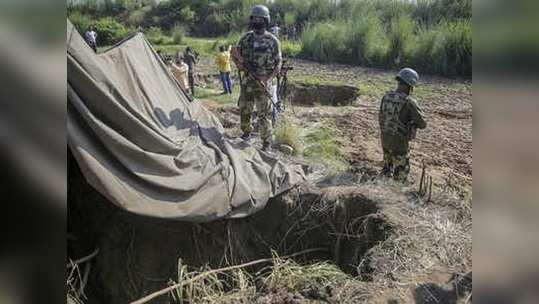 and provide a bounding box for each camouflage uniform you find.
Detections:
[237,30,281,142]
[379,91,426,181]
